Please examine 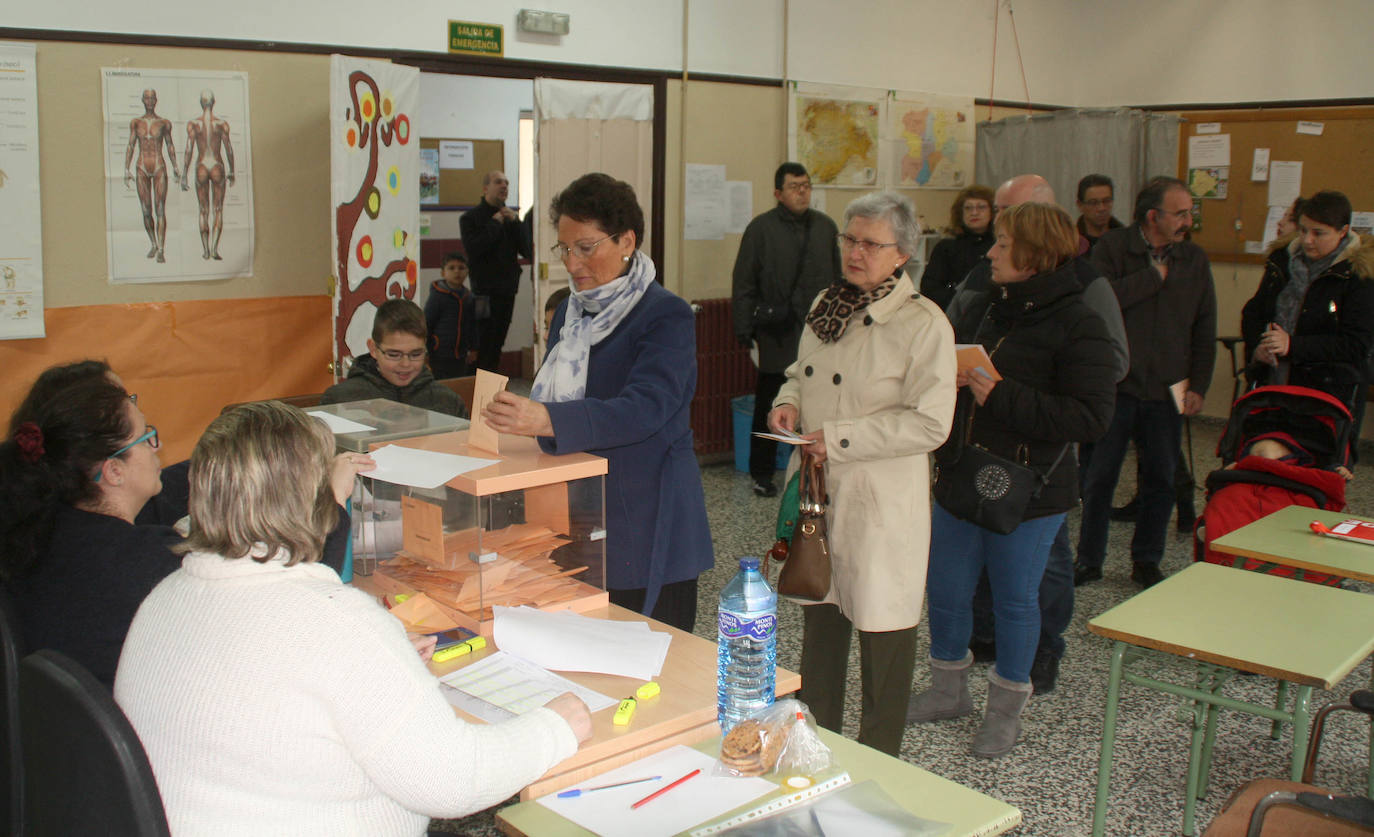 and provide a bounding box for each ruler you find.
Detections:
[687,769,851,835]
